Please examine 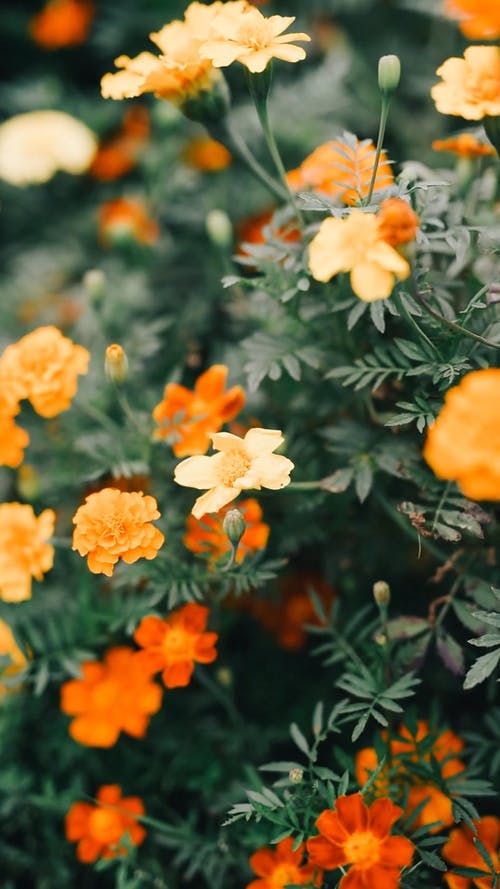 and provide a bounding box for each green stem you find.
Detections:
[396,293,441,358]
[366,95,391,205]
[207,119,287,202]
[284,481,322,491]
[411,277,500,351]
